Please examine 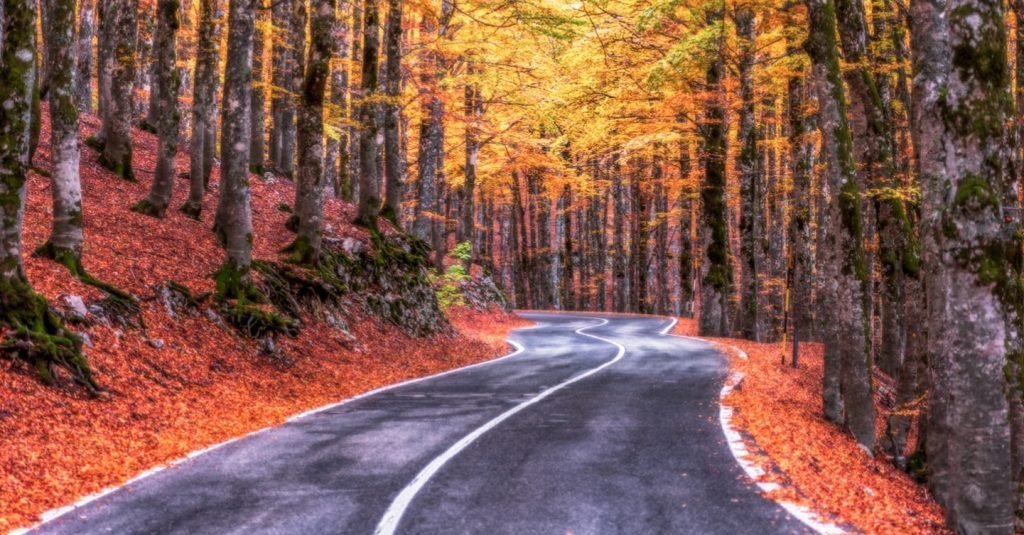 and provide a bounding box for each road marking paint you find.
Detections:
[374,317,626,535]
[661,320,845,535]
[19,323,548,534]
